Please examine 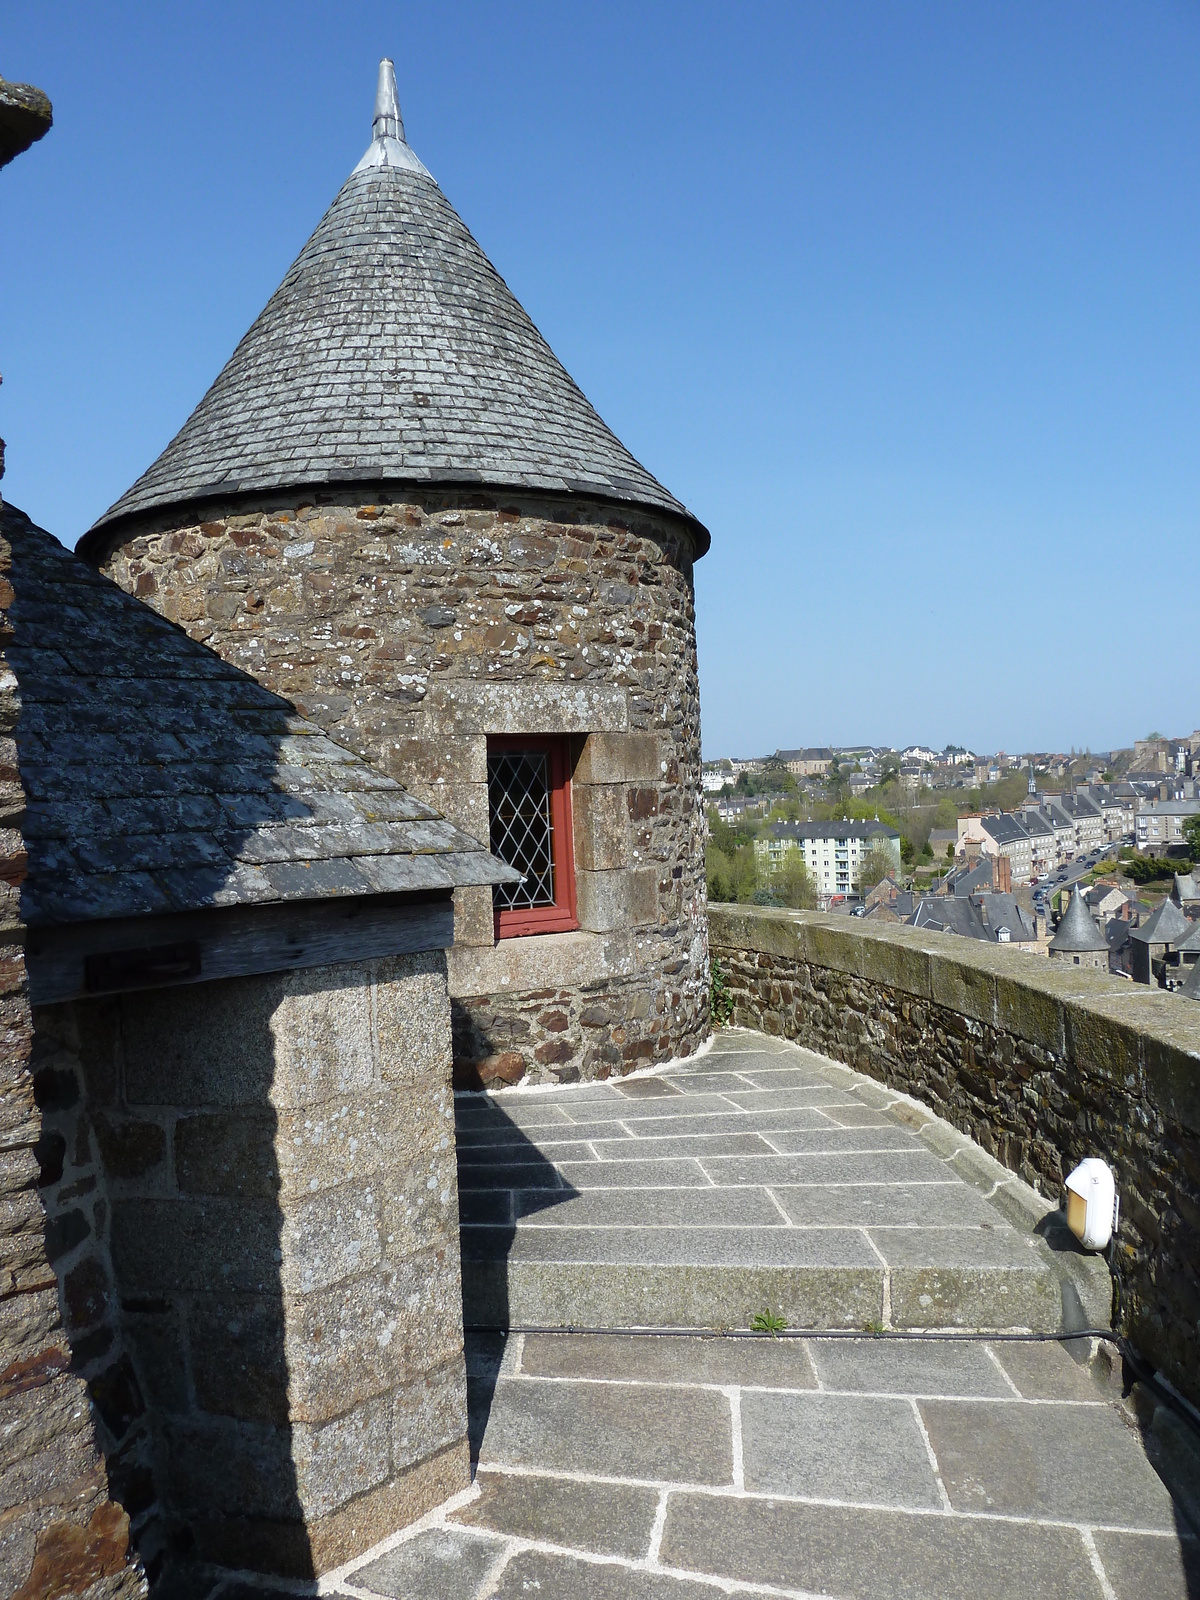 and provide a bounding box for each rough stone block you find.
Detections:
[573,784,629,872]
[448,930,633,1000]
[993,971,1064,1055]
[279,1183,382,1295]
[573,732,658,784]
[175,1113,278,1198]
[452,885,495,950]
[305,1441,471,1575]
[374,951,452,1086]
[292,1396,391,1519]
[856,931,931,1000]
[393,1357,468,1470]
[189,1299,289,1423]
[803,919,866,981]
[111,1197,279,1294]
[283,1250,465,1423]
[929,952,996,1027]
